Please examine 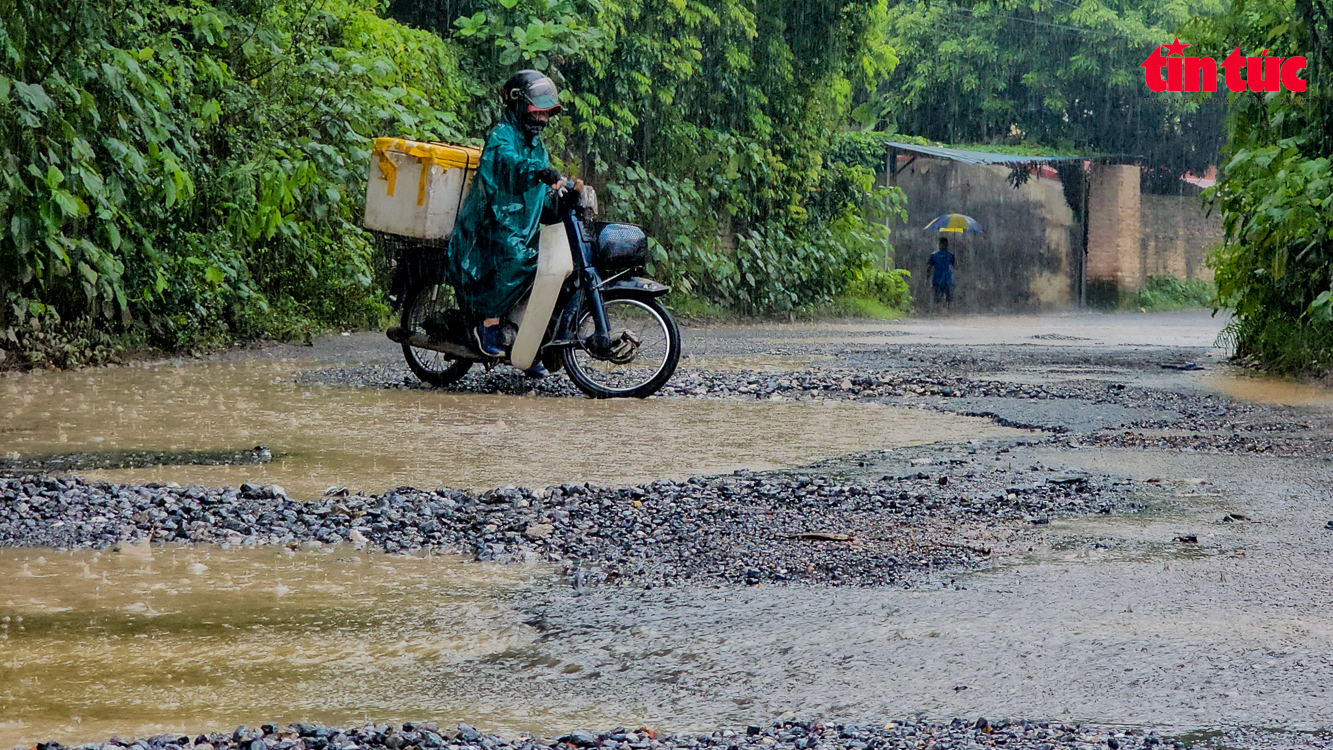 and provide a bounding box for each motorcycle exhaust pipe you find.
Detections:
[386,327,478,360]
